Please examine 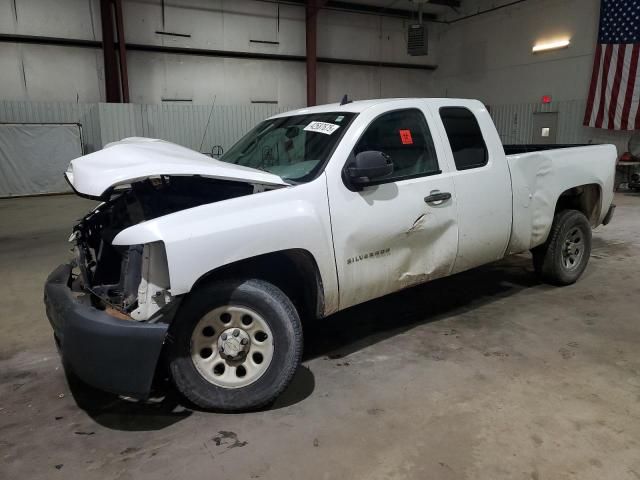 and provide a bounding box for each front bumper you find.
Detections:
[44,264,169,398]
